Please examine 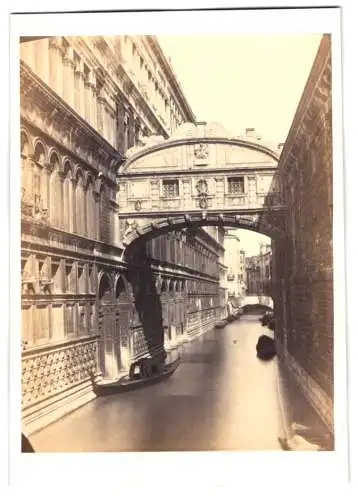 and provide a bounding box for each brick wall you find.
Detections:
[265,35,334,431]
